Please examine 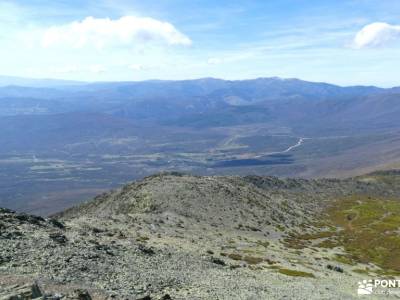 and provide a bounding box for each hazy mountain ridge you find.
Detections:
[0,75,85,88]
[0,77,394,128]
[0,76,399,215]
